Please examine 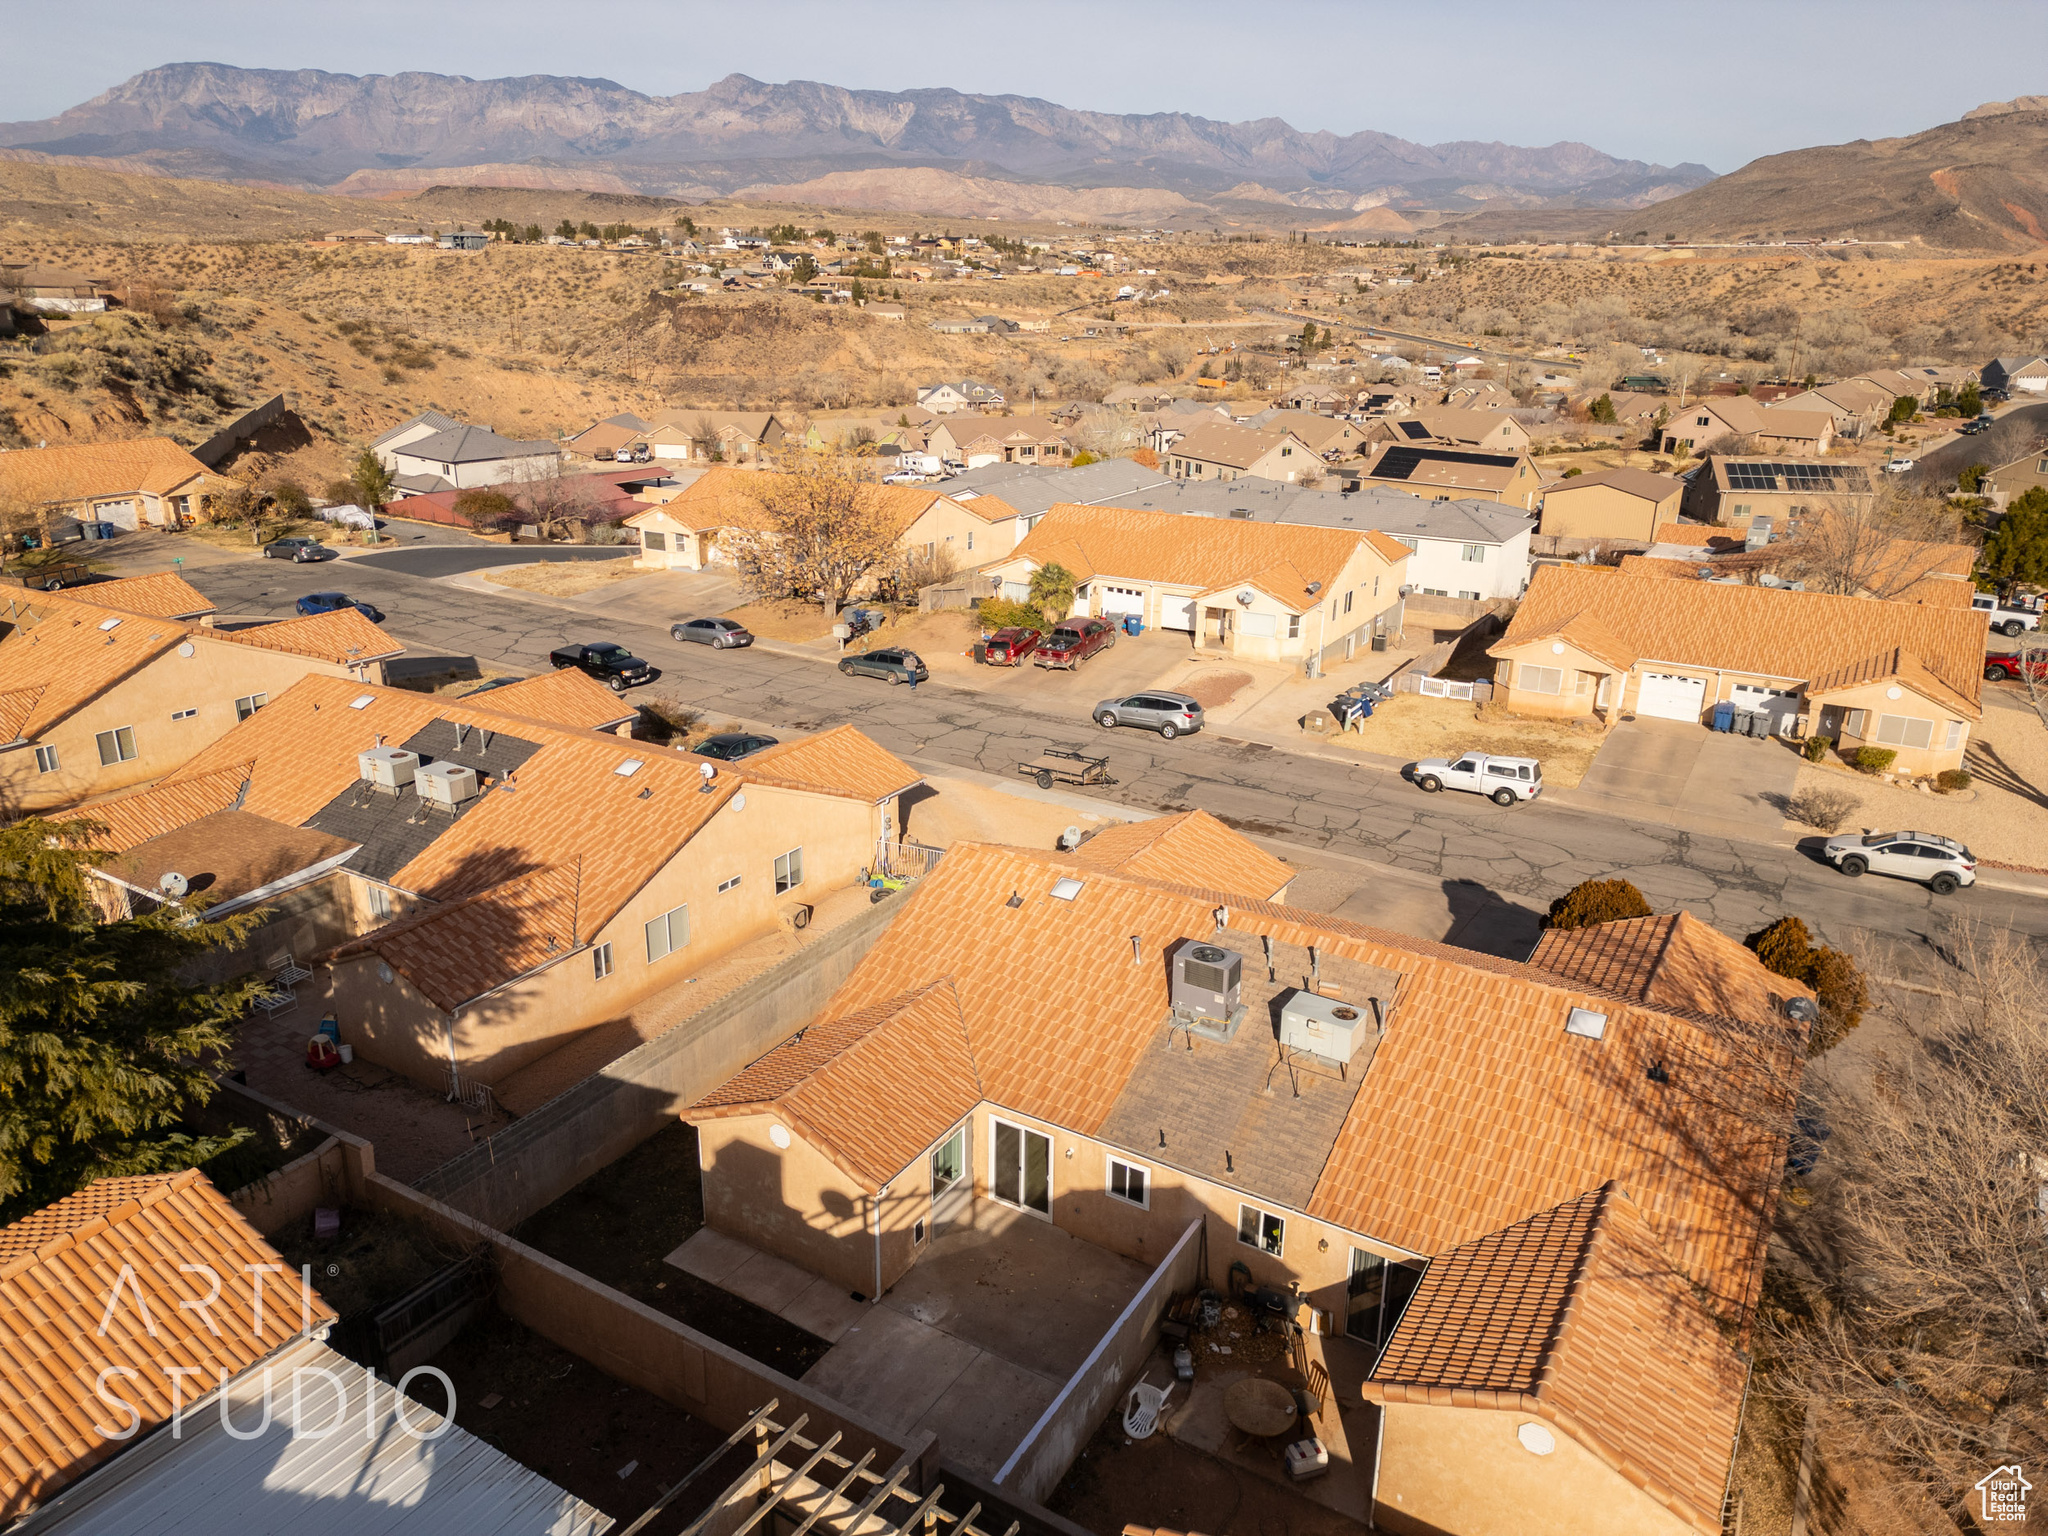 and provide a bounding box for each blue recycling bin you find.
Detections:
[1122,614,1143,637]
[1710,701,1735,733]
